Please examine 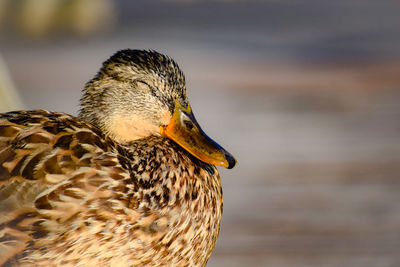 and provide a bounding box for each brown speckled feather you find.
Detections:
[0,110,222,266]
